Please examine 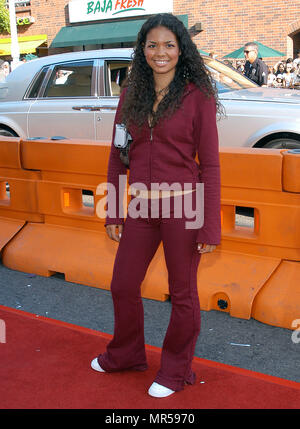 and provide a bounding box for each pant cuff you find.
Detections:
[153,371,196,392]
[97,354,148,373]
